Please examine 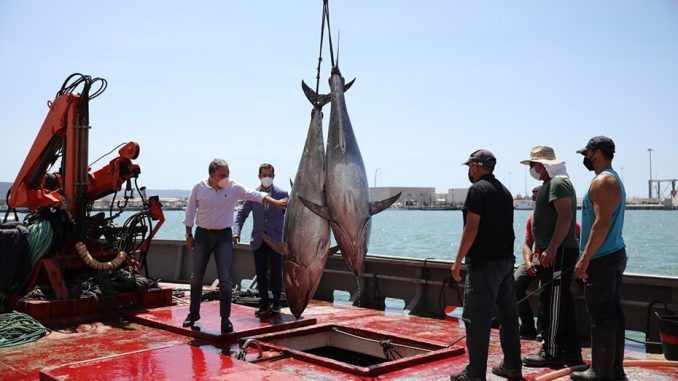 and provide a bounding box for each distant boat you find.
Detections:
[514,199,534,210]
